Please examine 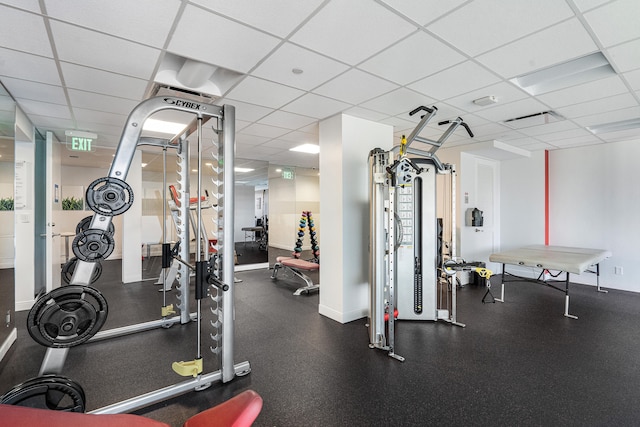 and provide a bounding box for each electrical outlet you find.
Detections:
[615,266,623,275]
